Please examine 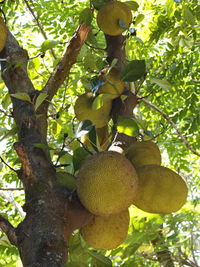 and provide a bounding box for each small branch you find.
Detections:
[0,156,17,173]
[23,0,57,59]
[0,188,24,191]
[0,214,17,246]
[42,23,91,102]
[76,139,94,155]
[85,42,105,51]
[0,191,25,217]
[140,98,200,157]
[55,134,68,166]
[0,108,12,117]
